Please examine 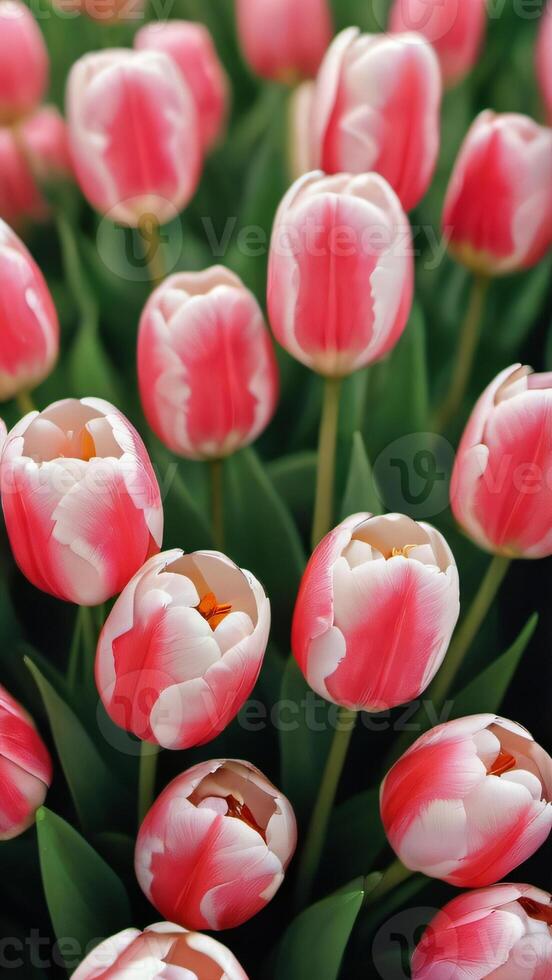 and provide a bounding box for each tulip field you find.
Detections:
[1,0,552,977]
